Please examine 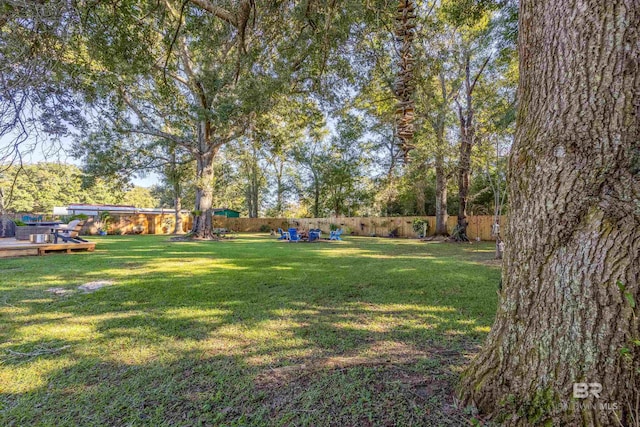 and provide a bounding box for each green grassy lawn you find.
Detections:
[0,234,500,426]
